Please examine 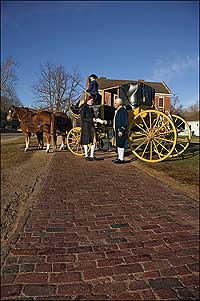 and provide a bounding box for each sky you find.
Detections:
[1,1,199,108]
